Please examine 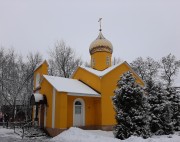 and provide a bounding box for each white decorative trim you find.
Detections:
[35,73,40,88]
[52,88,56,128]
[44,105,46,127]
[73,98,85,126]
[68,93,101,97]
[106,56,110,66]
